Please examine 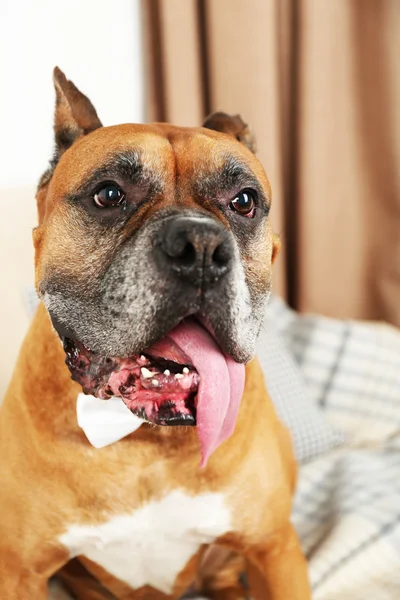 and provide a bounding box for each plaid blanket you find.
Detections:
[278,300,400,599]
